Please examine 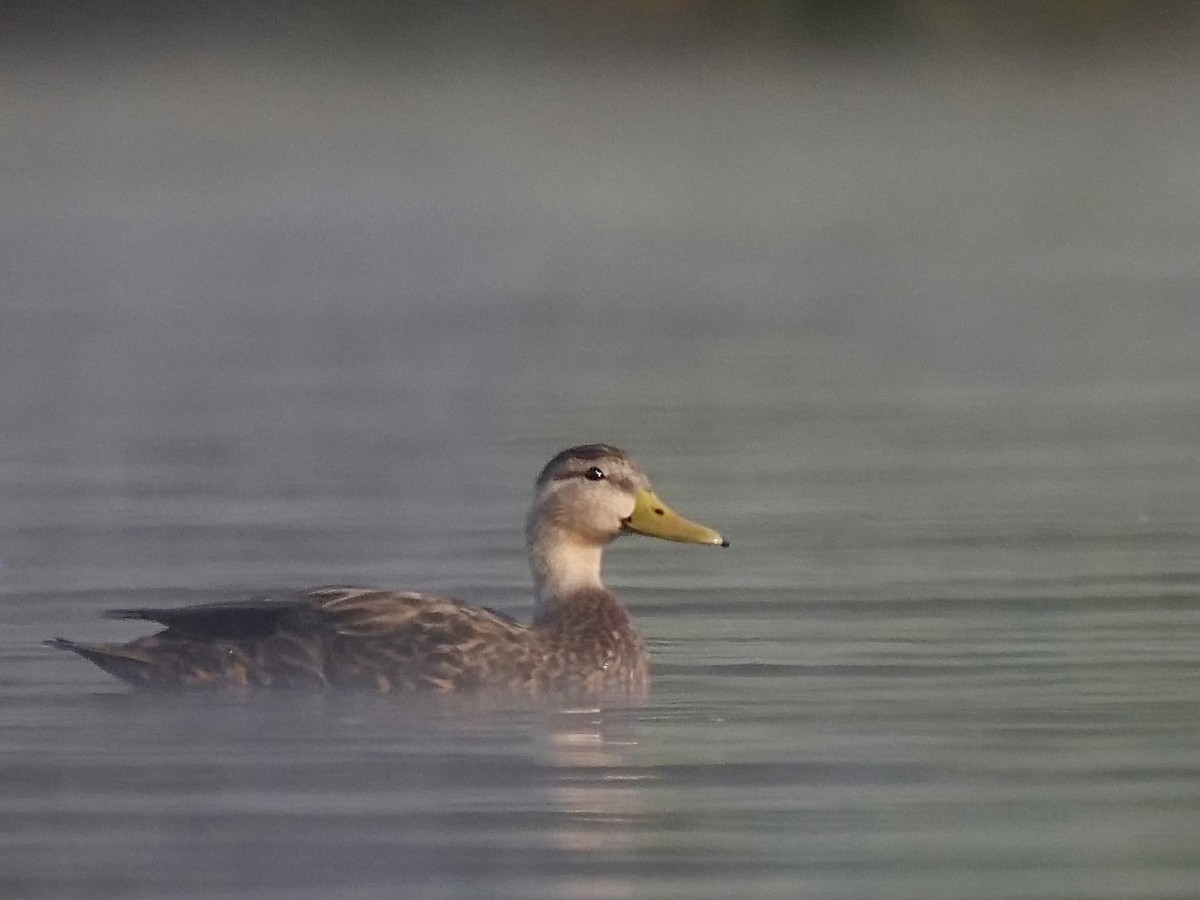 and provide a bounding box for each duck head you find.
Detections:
[528,443,727,549]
